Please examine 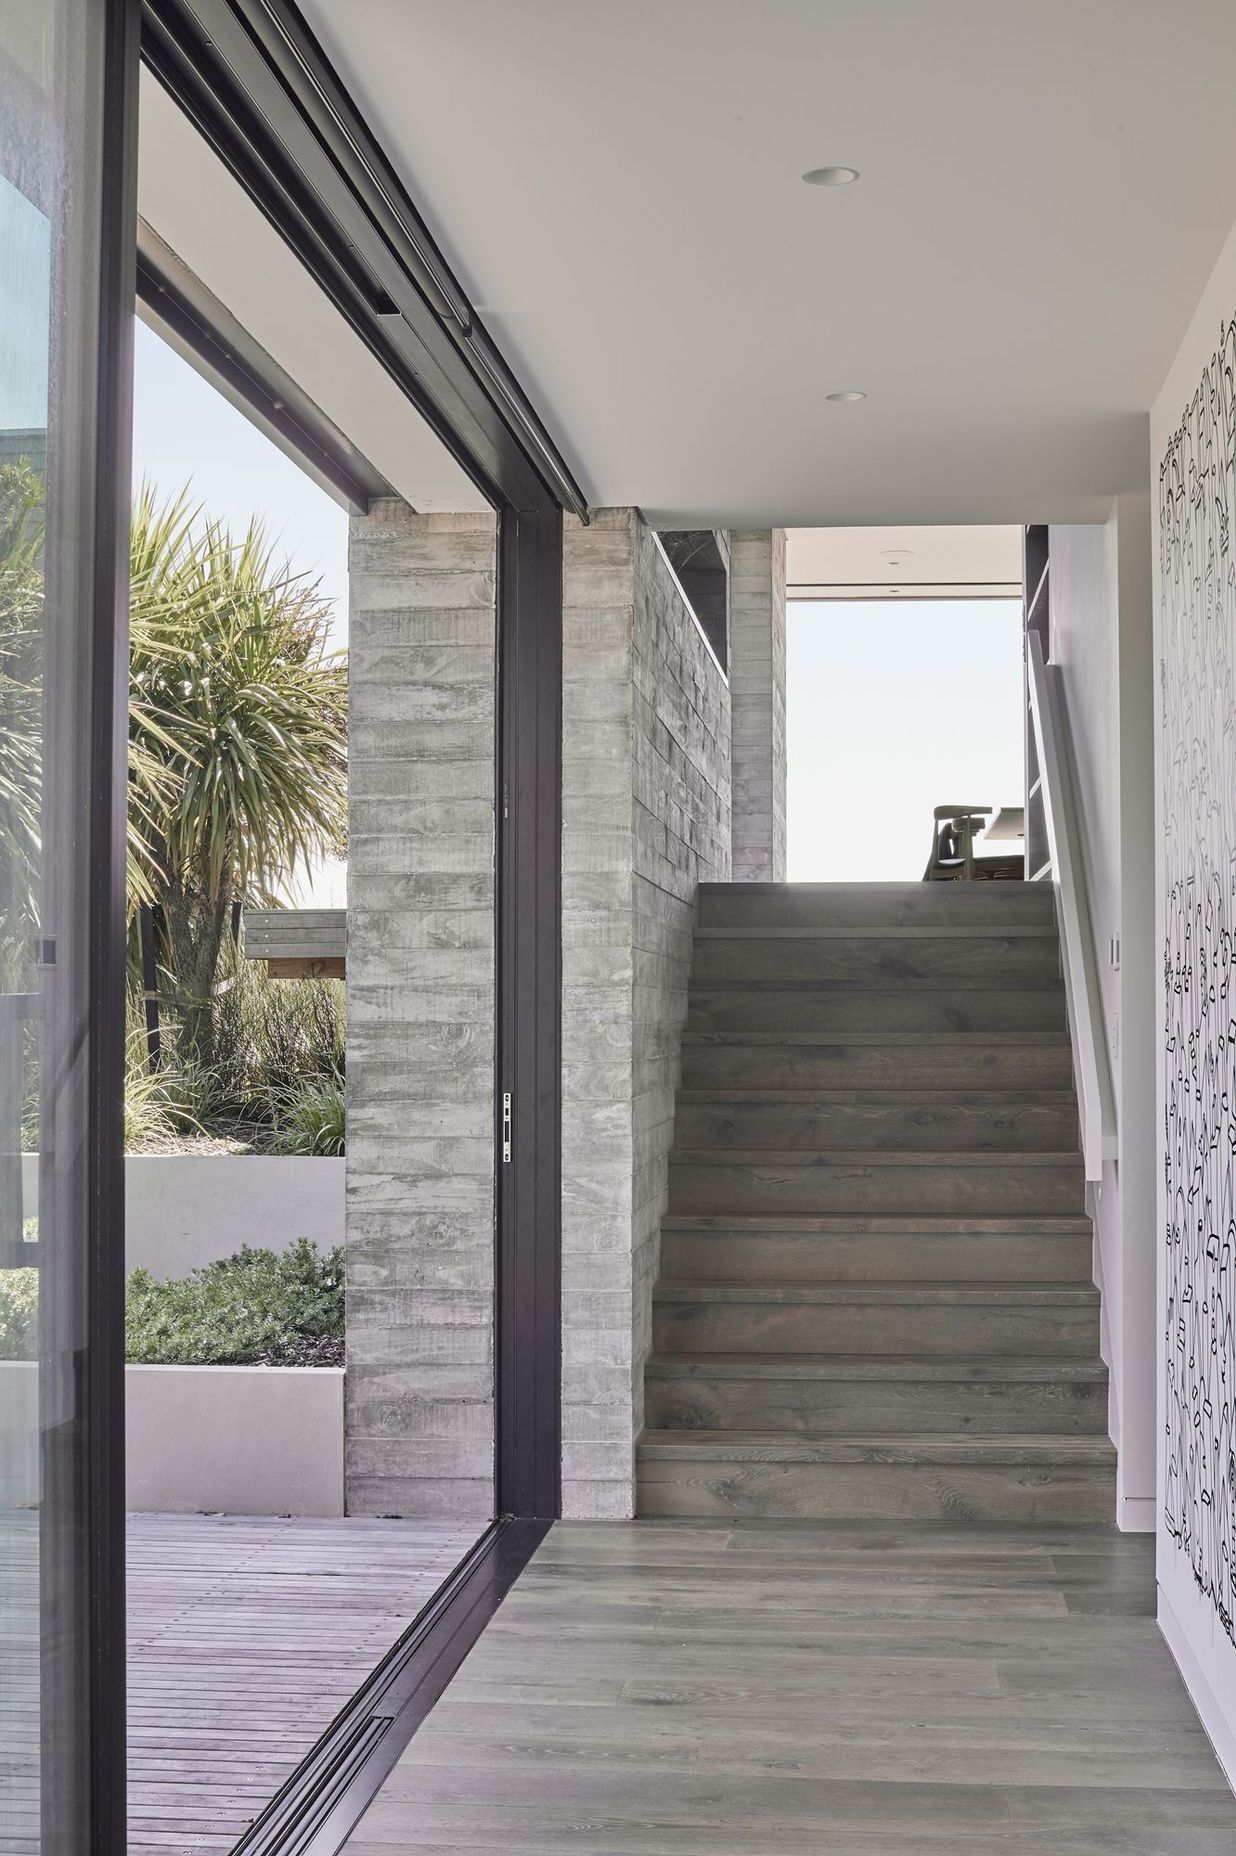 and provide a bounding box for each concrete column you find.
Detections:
[561,510,731,1517]
[345,502,498,1520]
[729,529,787,881]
